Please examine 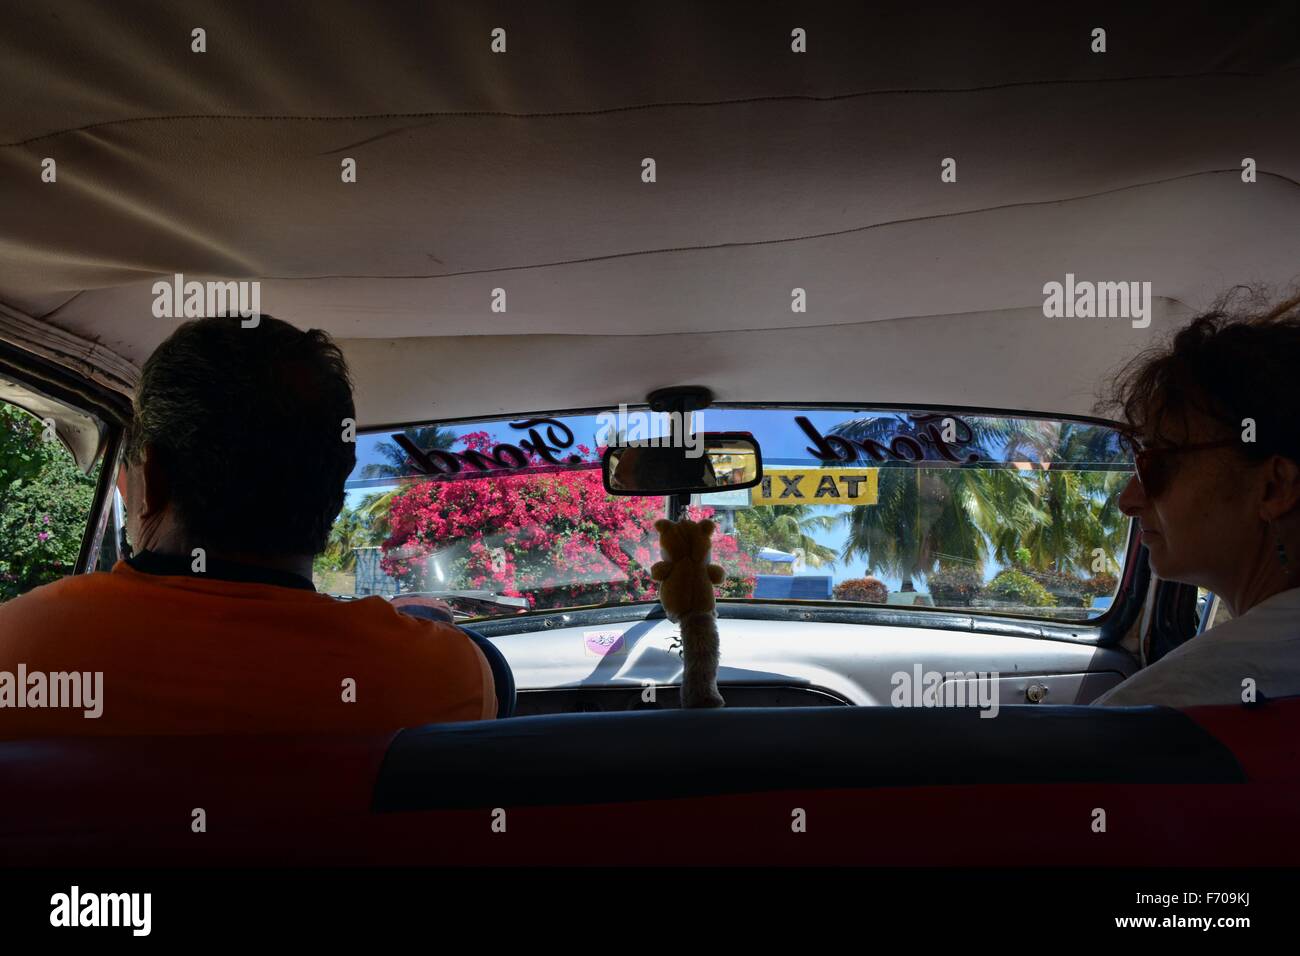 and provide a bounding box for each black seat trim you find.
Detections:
[372,704,1245,812]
